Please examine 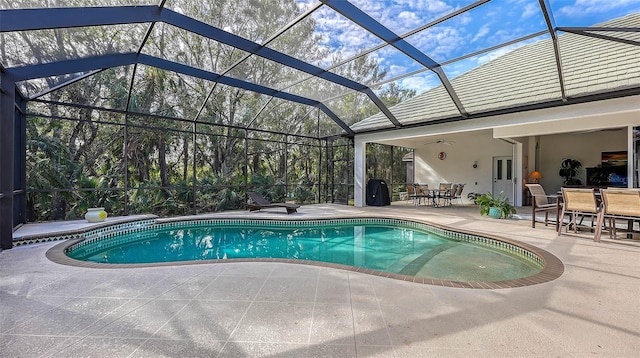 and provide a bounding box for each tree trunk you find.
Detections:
[183,136,189,181]
[158,136,169,197]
